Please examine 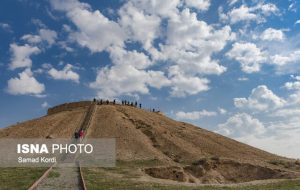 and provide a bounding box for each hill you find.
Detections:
[0,101,299,184]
